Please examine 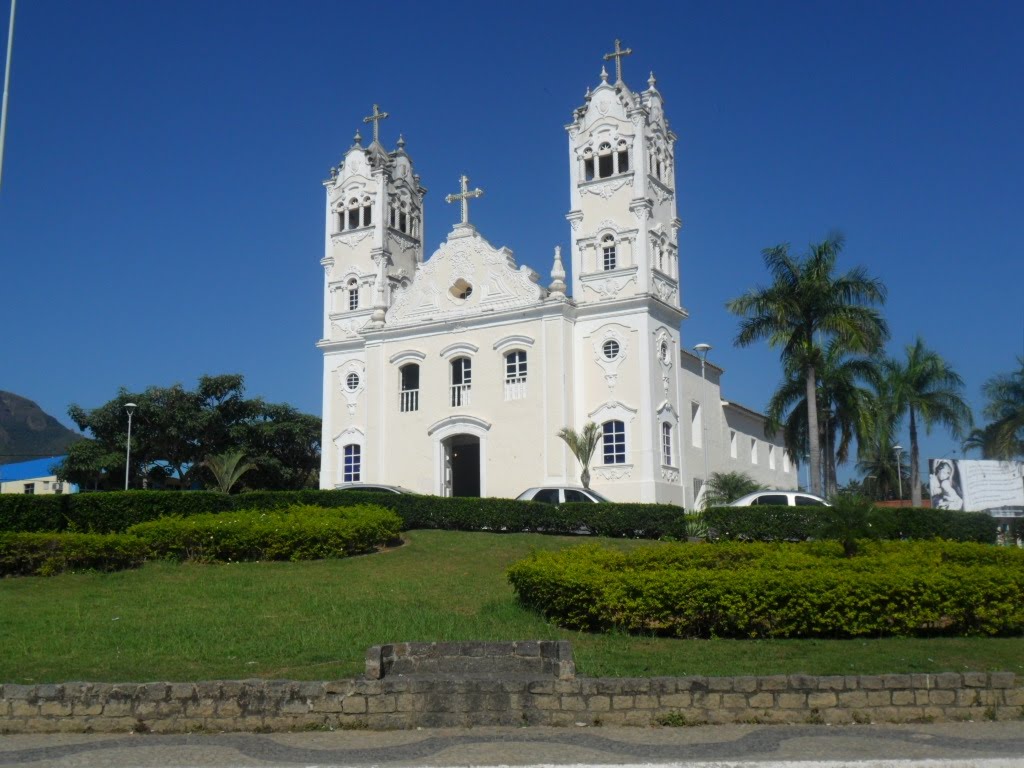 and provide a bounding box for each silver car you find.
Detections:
[515,487,611,504]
